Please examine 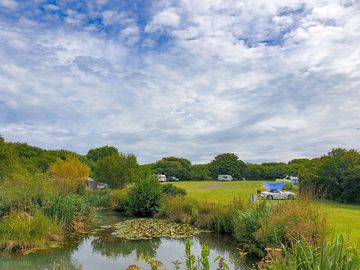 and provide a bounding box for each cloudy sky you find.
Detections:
[0,0,359,164]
